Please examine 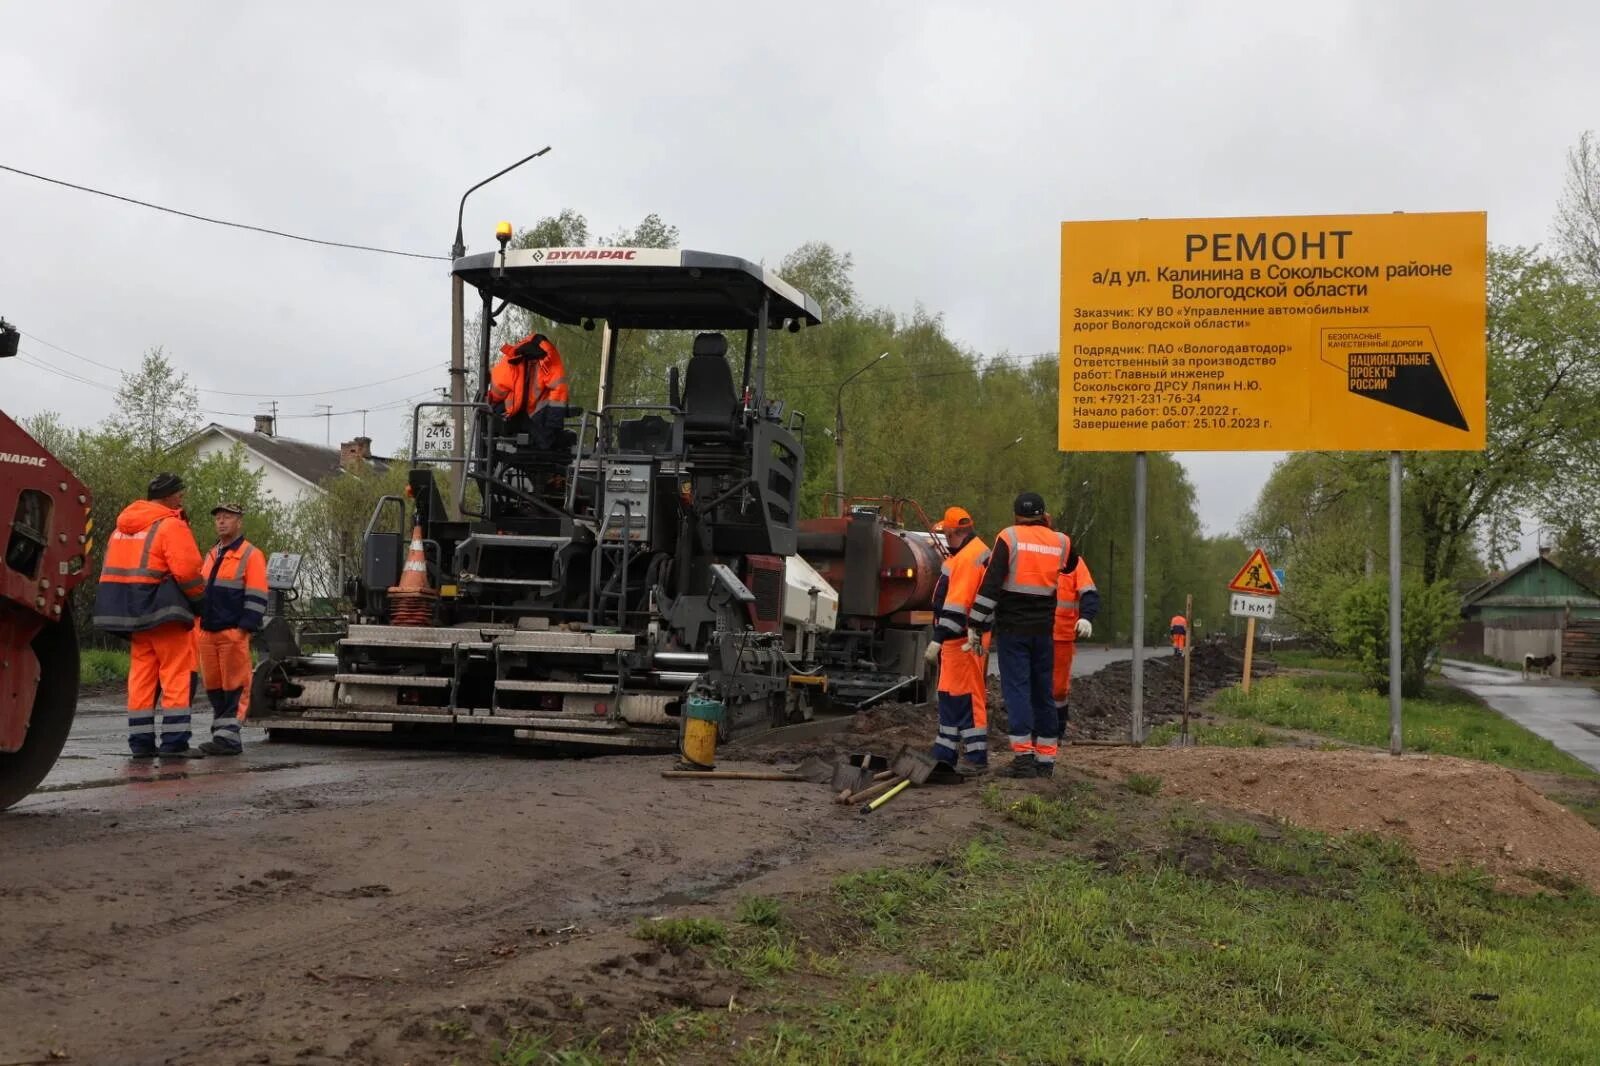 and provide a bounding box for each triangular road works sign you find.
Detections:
[1227,548,1282,596]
